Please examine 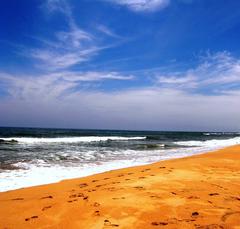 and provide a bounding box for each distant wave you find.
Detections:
[175,136,240,148]
[203,132,238,136]
[135,143,166,150]
[0,136,146,144]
